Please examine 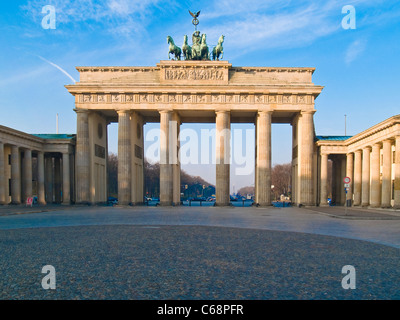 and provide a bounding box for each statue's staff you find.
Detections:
[189,10,200,31]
